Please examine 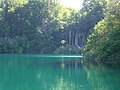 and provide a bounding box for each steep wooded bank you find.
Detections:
[0,0,120,60]
[0,0,79,54]
[83,0,120,63]
[0,0,103,54]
